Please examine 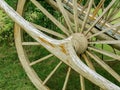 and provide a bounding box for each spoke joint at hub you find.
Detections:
[71,33,88,55]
